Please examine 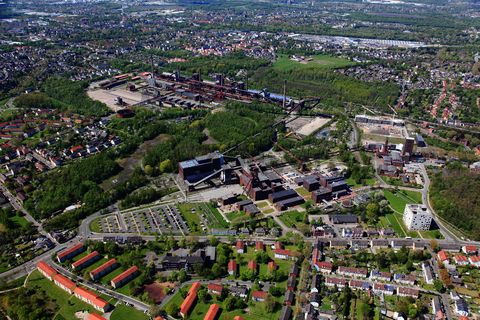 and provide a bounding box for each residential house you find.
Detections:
[236,240,245,254]
[274,249,296,260]
[228,260,237,276]
[422,262,434,285]
[207,283,224,296]
[252,290,267,302]
[396,287,419,299]
[337,266,368,278]
[89,259,117,281]
[110,266,138,289]
[53,274,76,294]
[229,286,248,299]
[37,261,57,281]
[462,245,477,255]
[74,287,110,312]
[72,251,100,270]
[204,304,220,320]
[373,283,395,296]
[454,255,469,266]
[370,269,392,282]
[284,290,294,306]
[325,277,346,289]
[454,299,469,317]
[57,243,84,263]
